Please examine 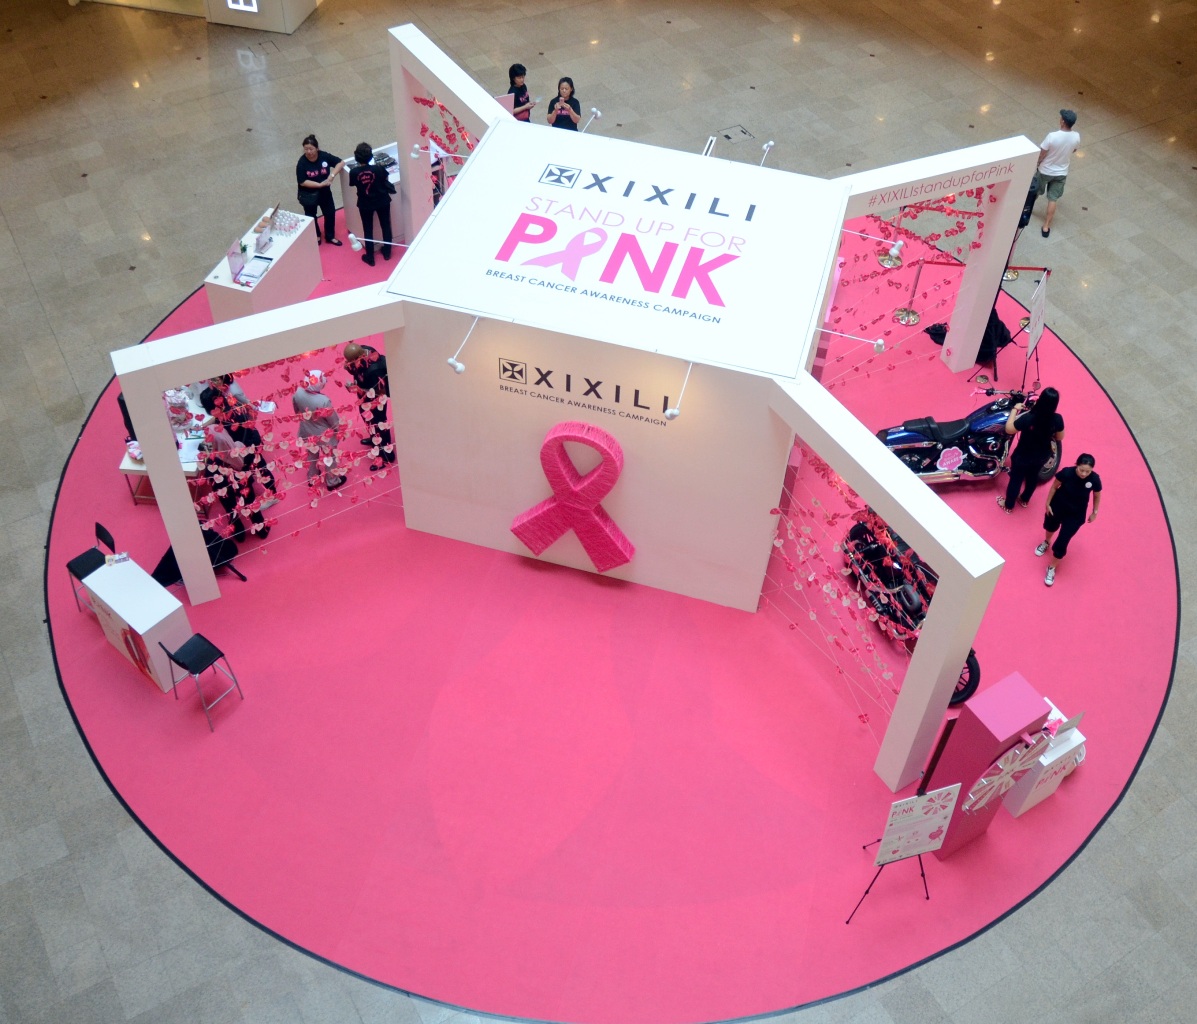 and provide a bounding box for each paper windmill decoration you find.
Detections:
[963,732,1051,813]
